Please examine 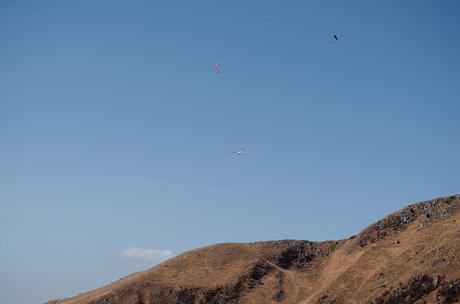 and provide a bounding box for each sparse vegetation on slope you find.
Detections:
[50,194,460,304]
